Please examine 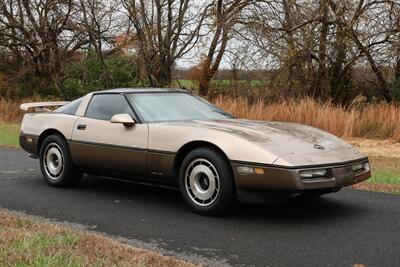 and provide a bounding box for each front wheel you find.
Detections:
[179,147,236,216]
[39,134,82,187]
